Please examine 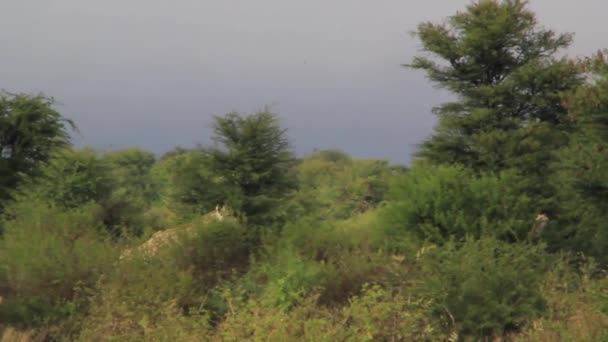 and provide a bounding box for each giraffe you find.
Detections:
[528,213,549,240]
[120,204,232,259]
